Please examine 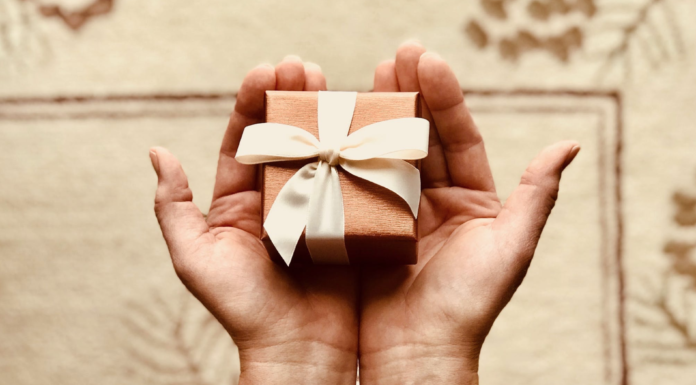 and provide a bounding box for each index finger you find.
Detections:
[393,42,450,189]
[212,64,276,200]
[417,53,496,192]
